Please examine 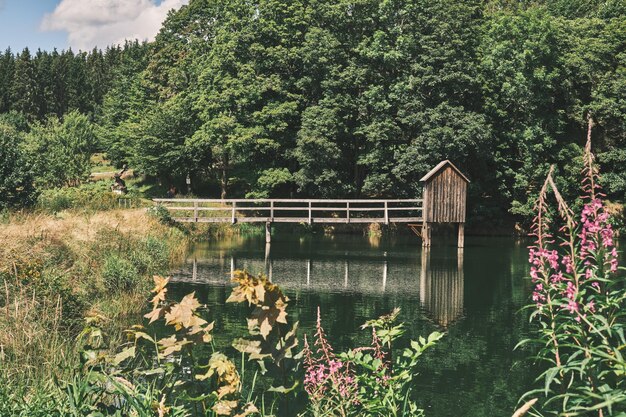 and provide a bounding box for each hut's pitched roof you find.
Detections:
[419,160,470,183]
